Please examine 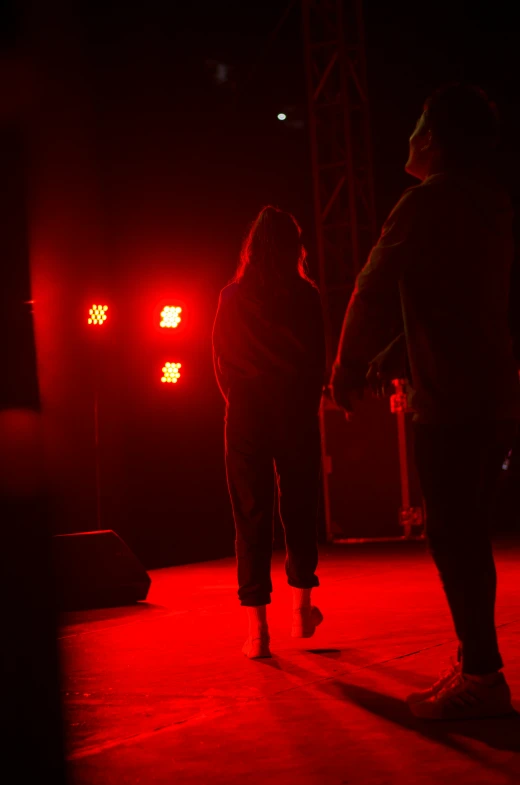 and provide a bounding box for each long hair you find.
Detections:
[235,206,316,292]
